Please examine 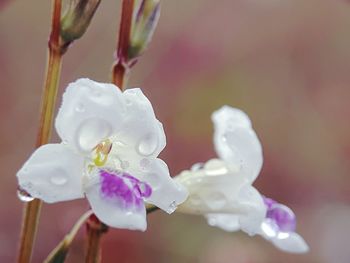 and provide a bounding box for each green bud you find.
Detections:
[60,0,101,45]
[128,0,160,61]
